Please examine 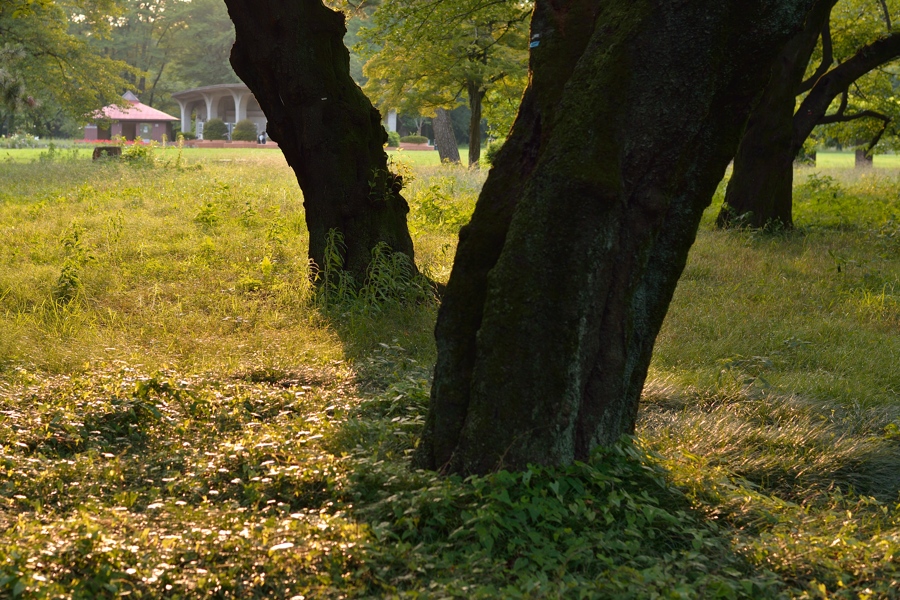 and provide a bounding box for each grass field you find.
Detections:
[1,144,462,167]
[1,147,899,597]
[816,150,900,168]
